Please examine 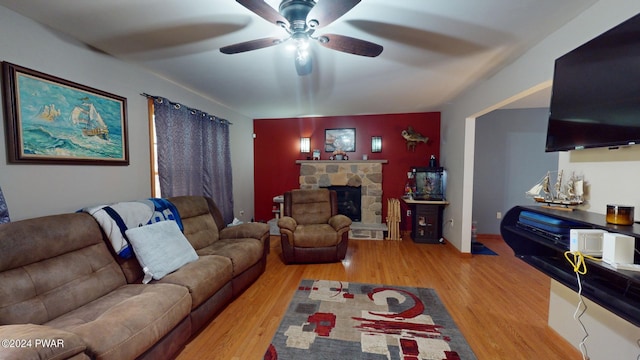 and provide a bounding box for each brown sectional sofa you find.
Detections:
[0,196,269,360]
